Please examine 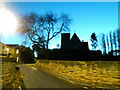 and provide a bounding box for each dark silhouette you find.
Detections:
[18,11,72,50]
[61,33,89,51]
[90,33,98,50]
[95,29,120,60]
[18,11,72,59]
[101,33,106,55]
[19,46,34,63]
[109,31,113,52]
[37,33,102,61]
[106,34,110,54]
[113,31,117,55]
[116,29,120,55]
[98,29,120,56]
[37,32,120,61]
